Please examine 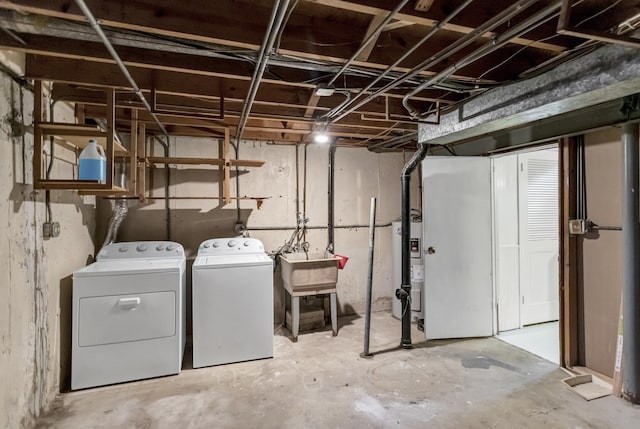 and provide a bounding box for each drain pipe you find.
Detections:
[398,143,428,349]
[622,121,640,404]
[327,141,337,253]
